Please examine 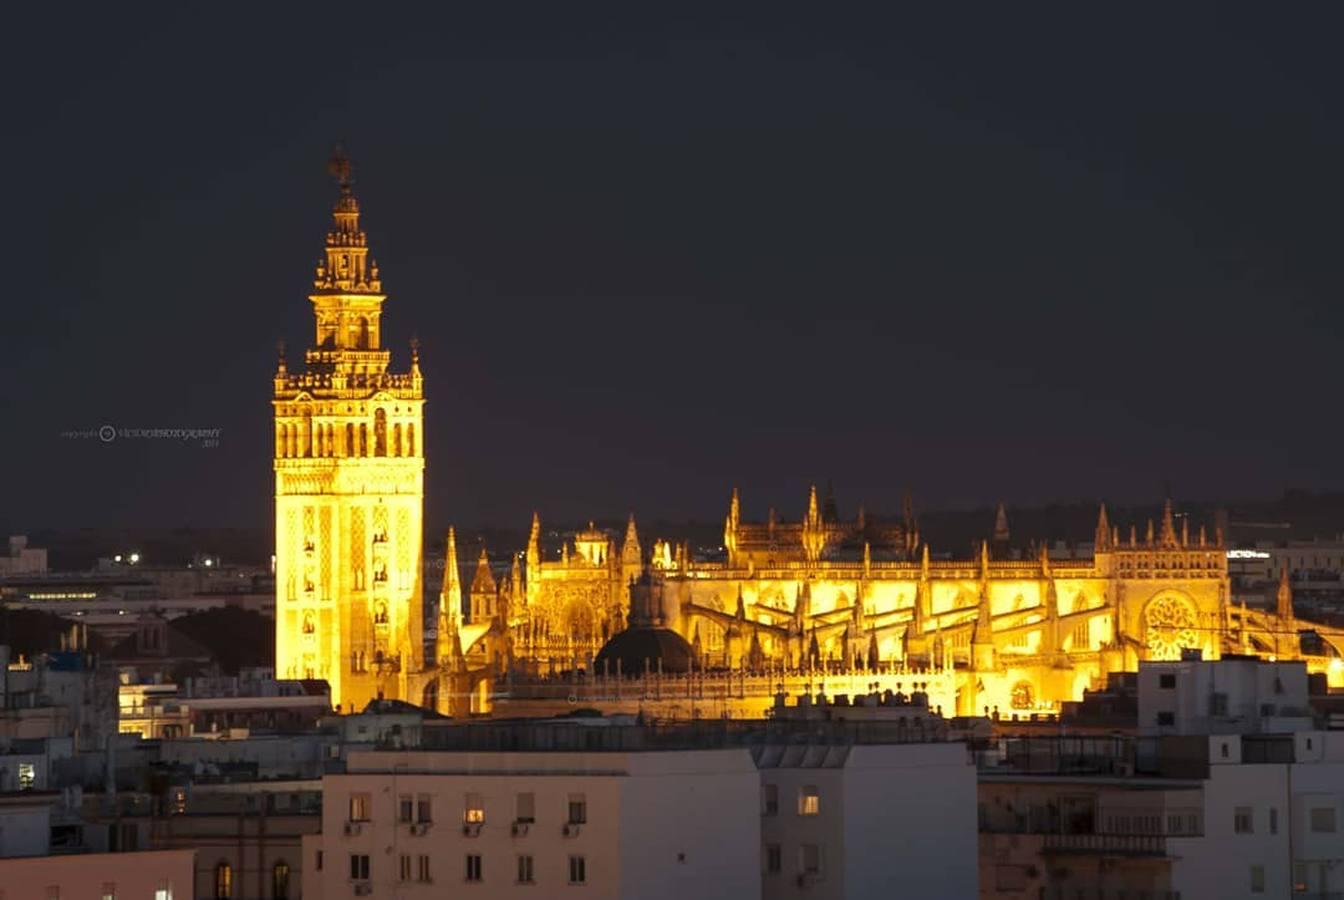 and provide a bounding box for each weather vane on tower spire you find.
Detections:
[327,144,353,192]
